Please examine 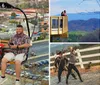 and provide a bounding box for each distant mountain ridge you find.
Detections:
[68,18,100,31]
[55,11,100,21]
[80,29,100,42]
